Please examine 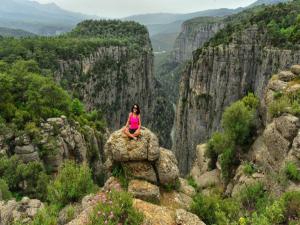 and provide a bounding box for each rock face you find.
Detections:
[10,116,107,175]
[53,37,172,148]
[172,17,224,63]
[54,45,155,132]
[173,25,300,174]
[0,197,44,225]
[104,127,179,186]
[249,67,300,172]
